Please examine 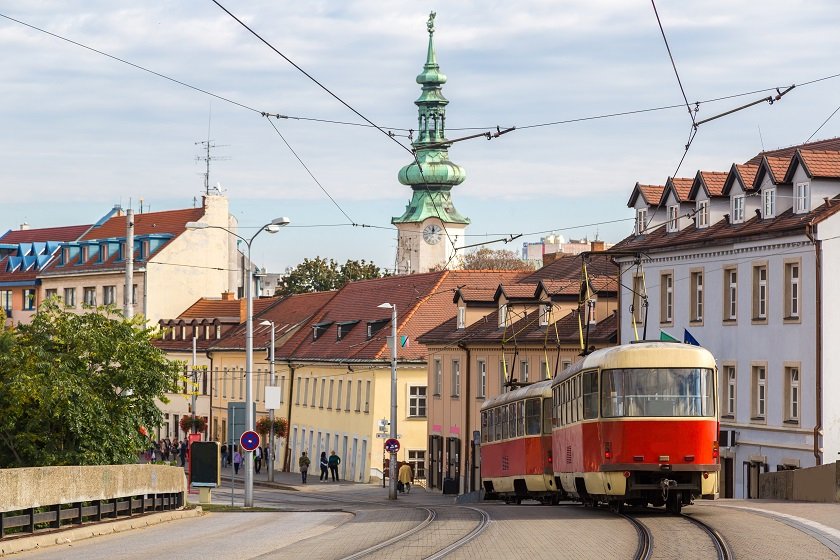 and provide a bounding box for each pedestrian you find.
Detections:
[398,462,413,494]
[233,446,243,475]
[319,451,329,481]
[254,445,262,474]
[221,443,228,467]
[299,452,310,484]
[328,451,341,481]
[179,439,187,467]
